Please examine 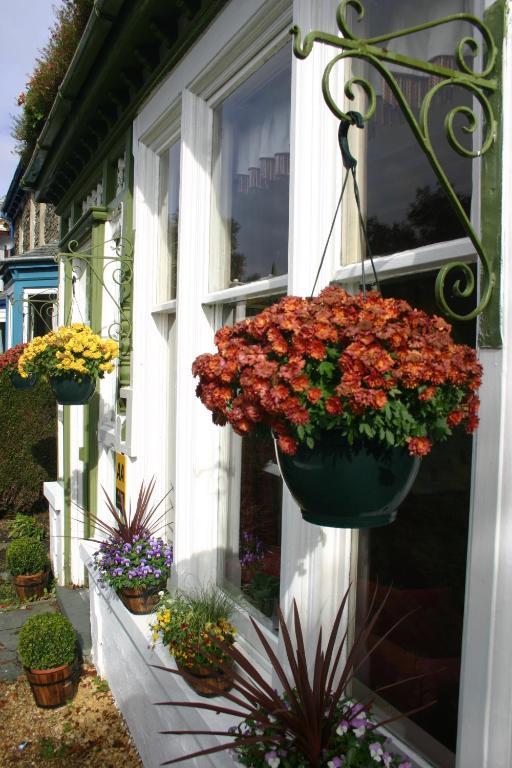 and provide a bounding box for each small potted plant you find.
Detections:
[0,342,36,389]
[18,612,77,708]
[6,537,48,600]
[151,587,237,697]
[91,479,173,614]
[157,588,415,767]
[192,286,482,528]
[17,323,118,405]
